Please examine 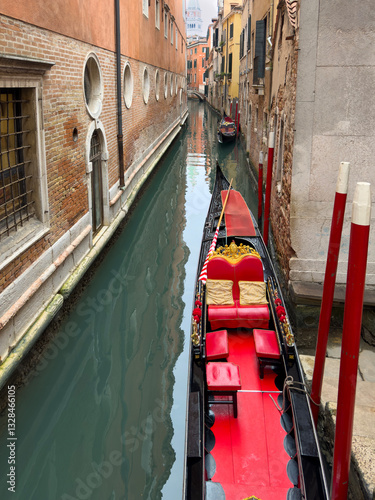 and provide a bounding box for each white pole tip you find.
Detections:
[352,182,371,226]
[336,162,350,194]
[268,131,275,149]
